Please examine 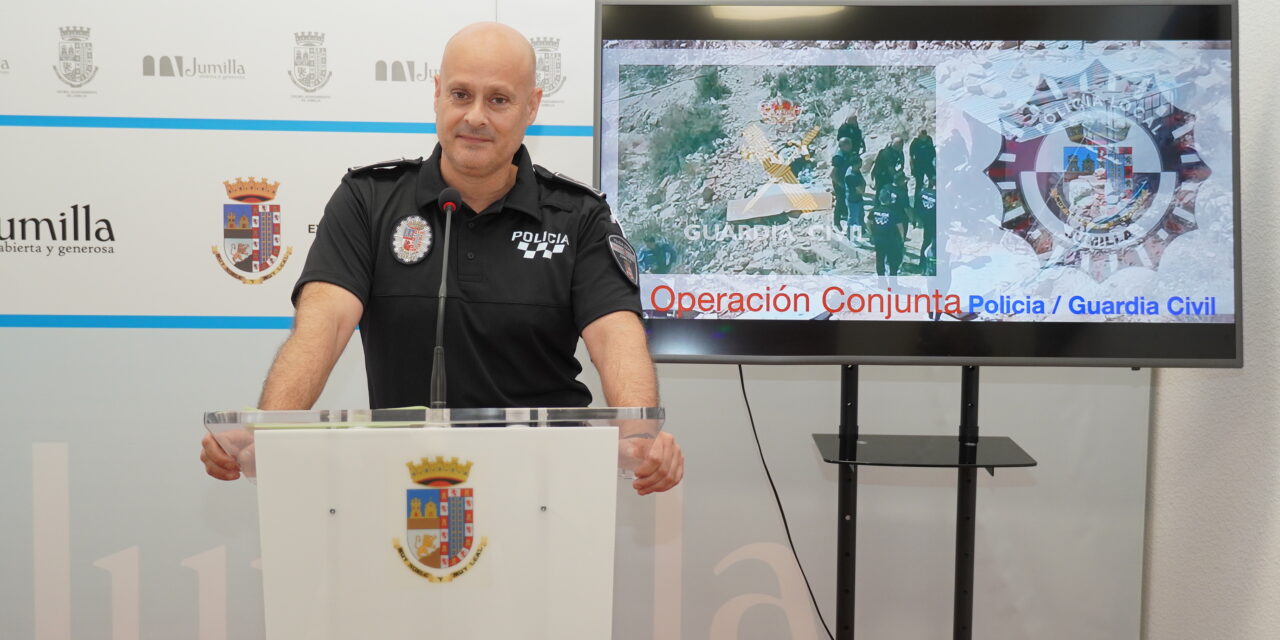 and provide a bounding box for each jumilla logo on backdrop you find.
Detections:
[0,204,116,256]
[211,177,293,284]
[374,59,438,82]
[392,456,487,583]
[142,55,245,79]
[53,26,96,90]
